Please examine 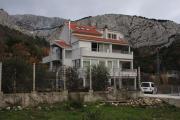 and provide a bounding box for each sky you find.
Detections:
[0,0,180,23]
